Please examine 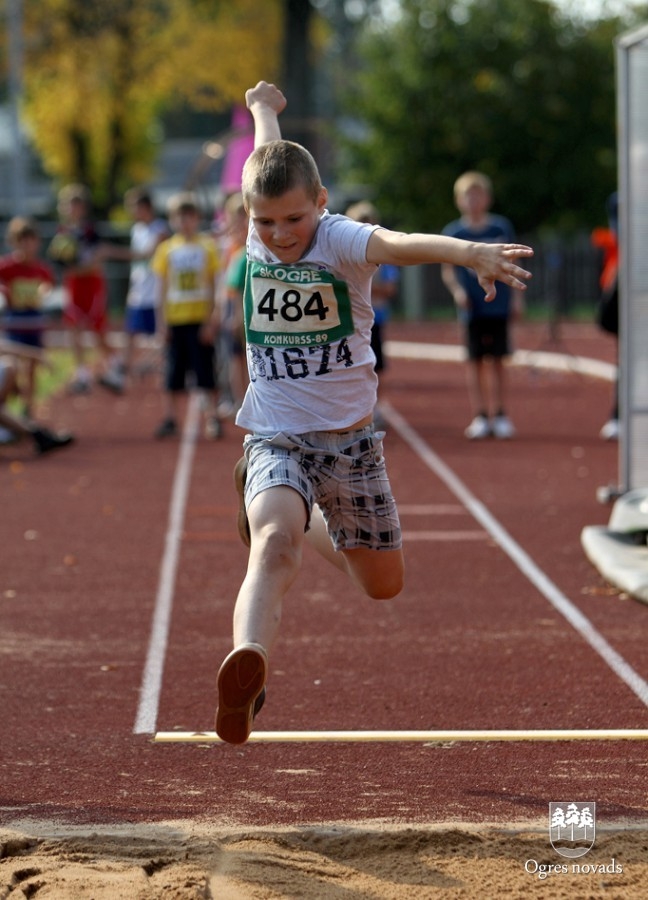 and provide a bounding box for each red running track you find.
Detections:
[1,321,646,828]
